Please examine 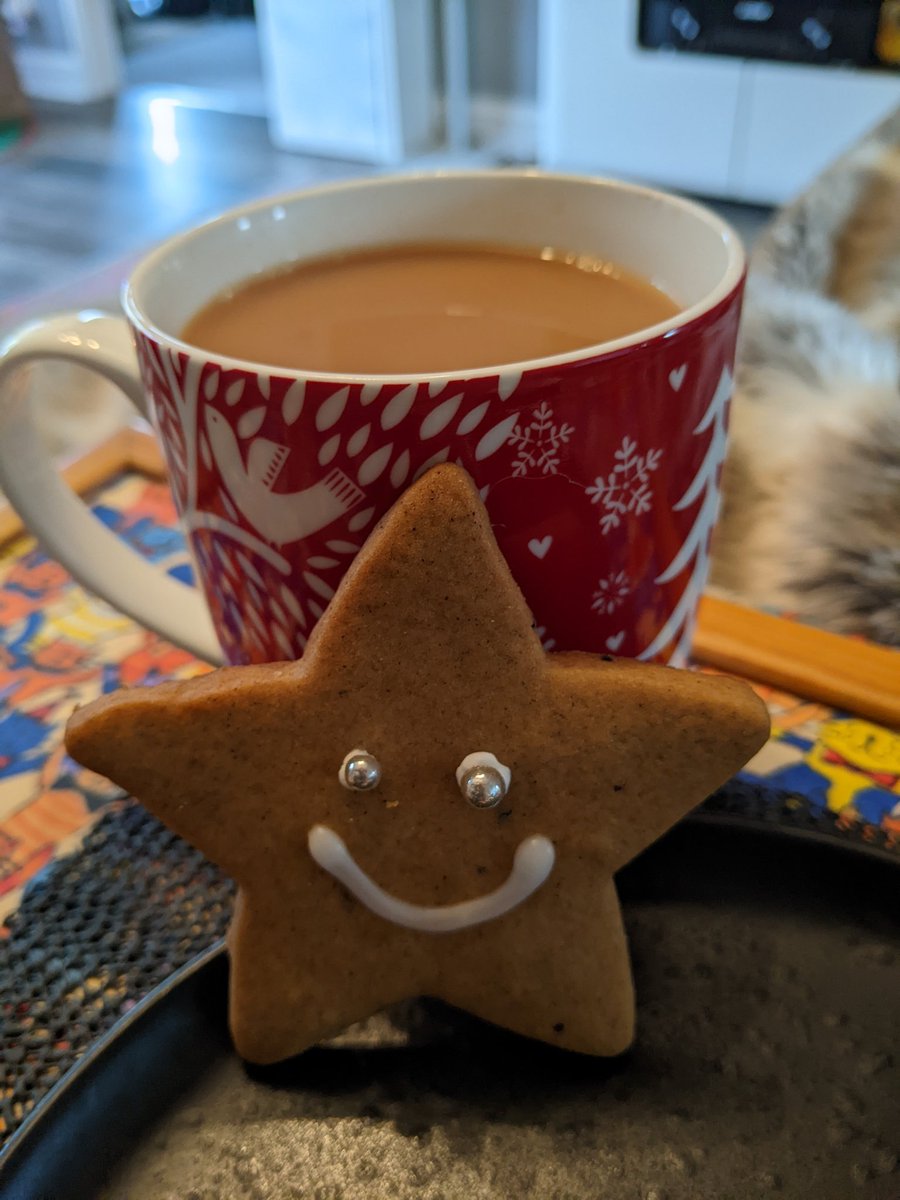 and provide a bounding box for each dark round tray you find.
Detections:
[3,819,898,1200]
